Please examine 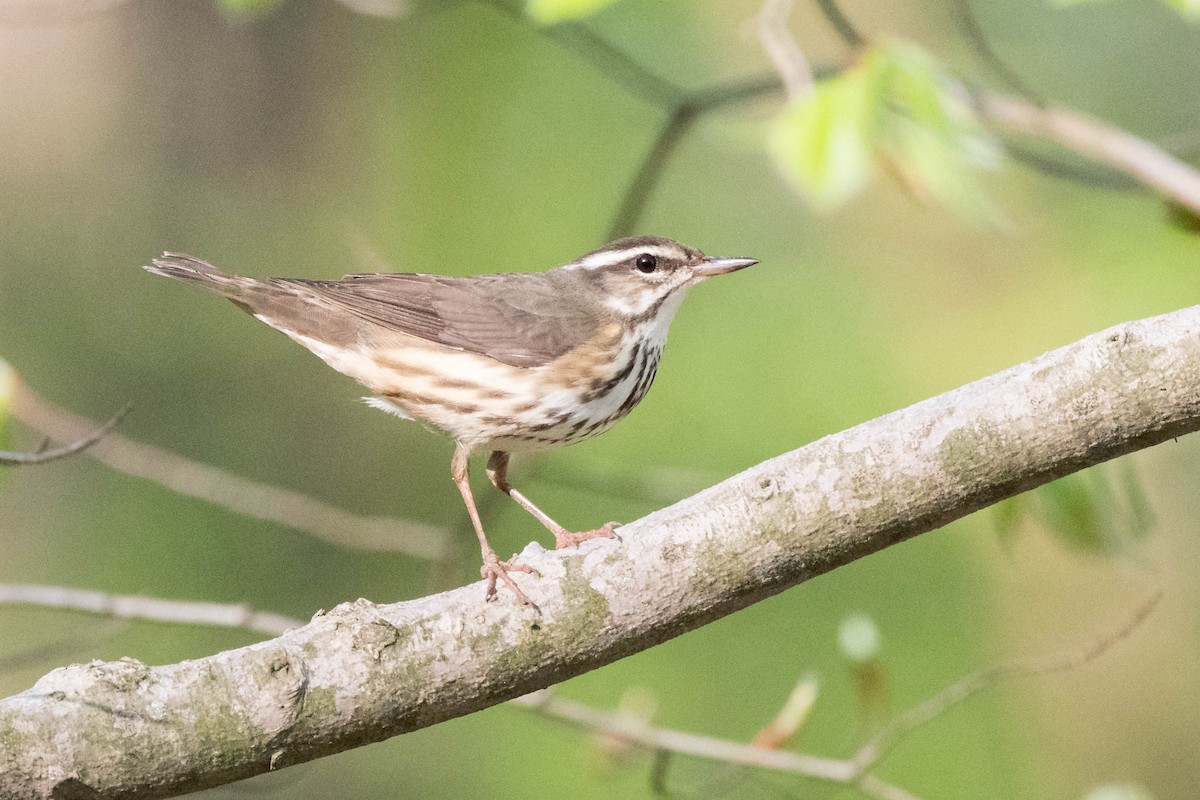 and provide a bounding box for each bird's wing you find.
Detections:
[278,271,600,368]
